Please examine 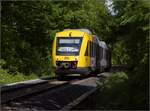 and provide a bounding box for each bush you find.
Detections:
[0,68,37,85]
[104,72,128,89]
[96,72,129,109]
